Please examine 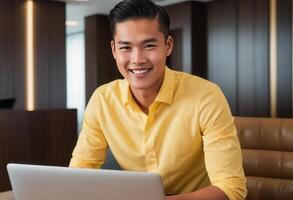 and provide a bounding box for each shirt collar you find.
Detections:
[121,79,131,106]
[121,66,175,106]
[155,66,175,104]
